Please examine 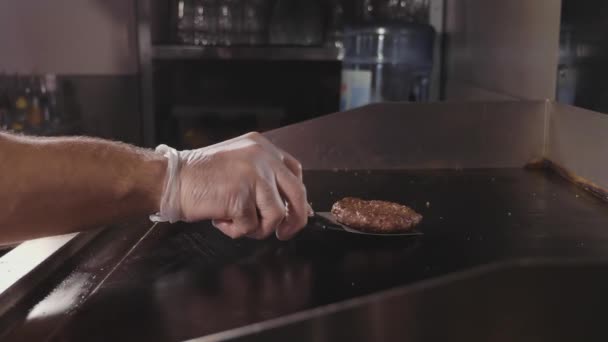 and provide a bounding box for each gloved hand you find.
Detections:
[151,132,311,240]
